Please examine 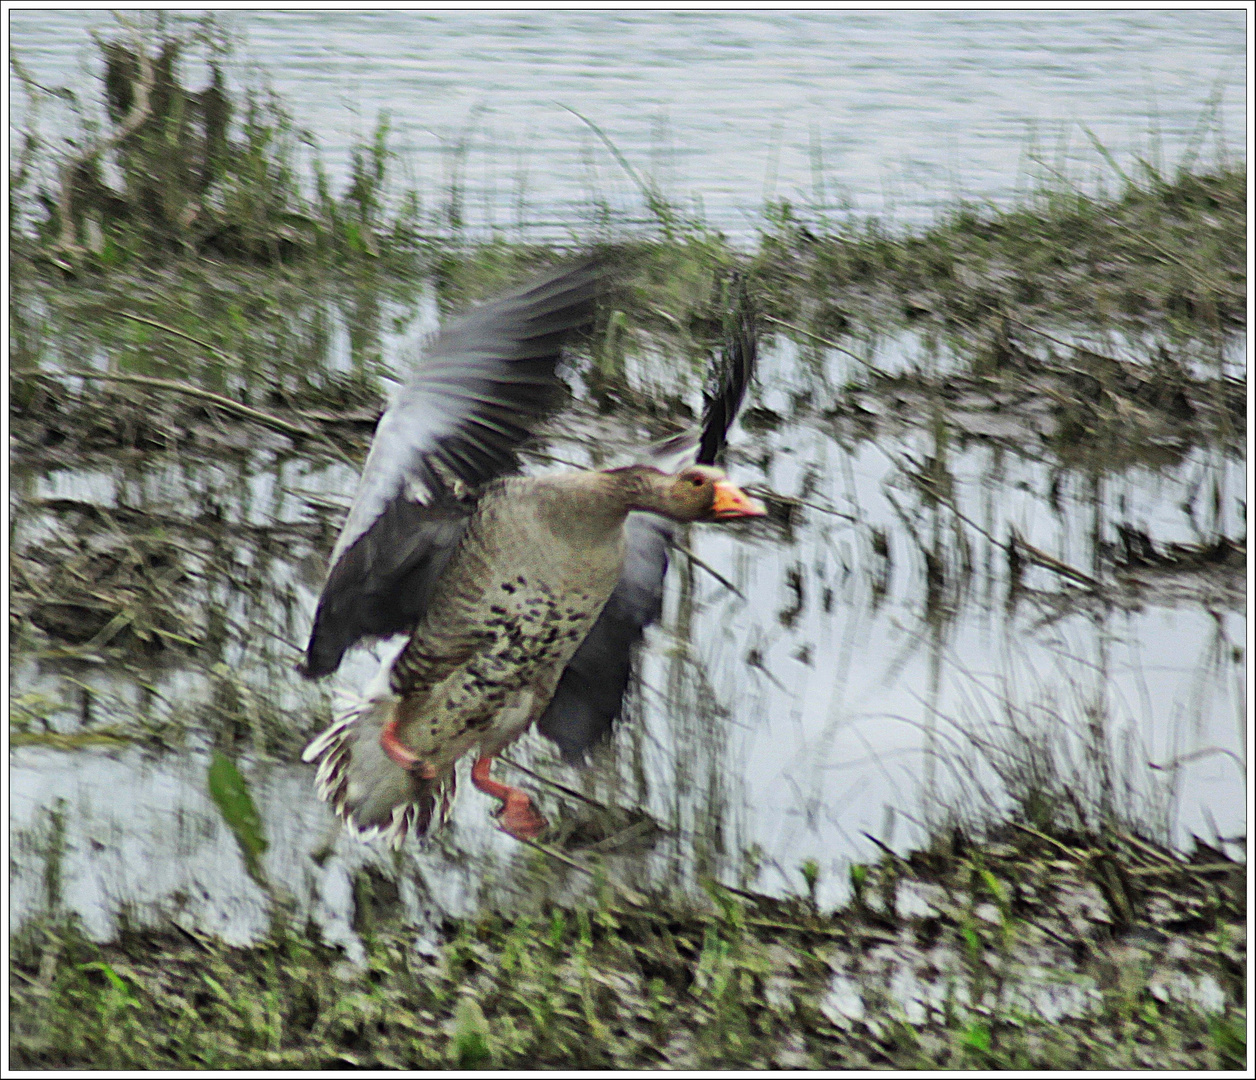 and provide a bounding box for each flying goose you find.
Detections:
[301,257,763,845]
